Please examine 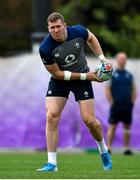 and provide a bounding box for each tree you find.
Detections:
[57,0,140,57]
[0,0,31,55]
